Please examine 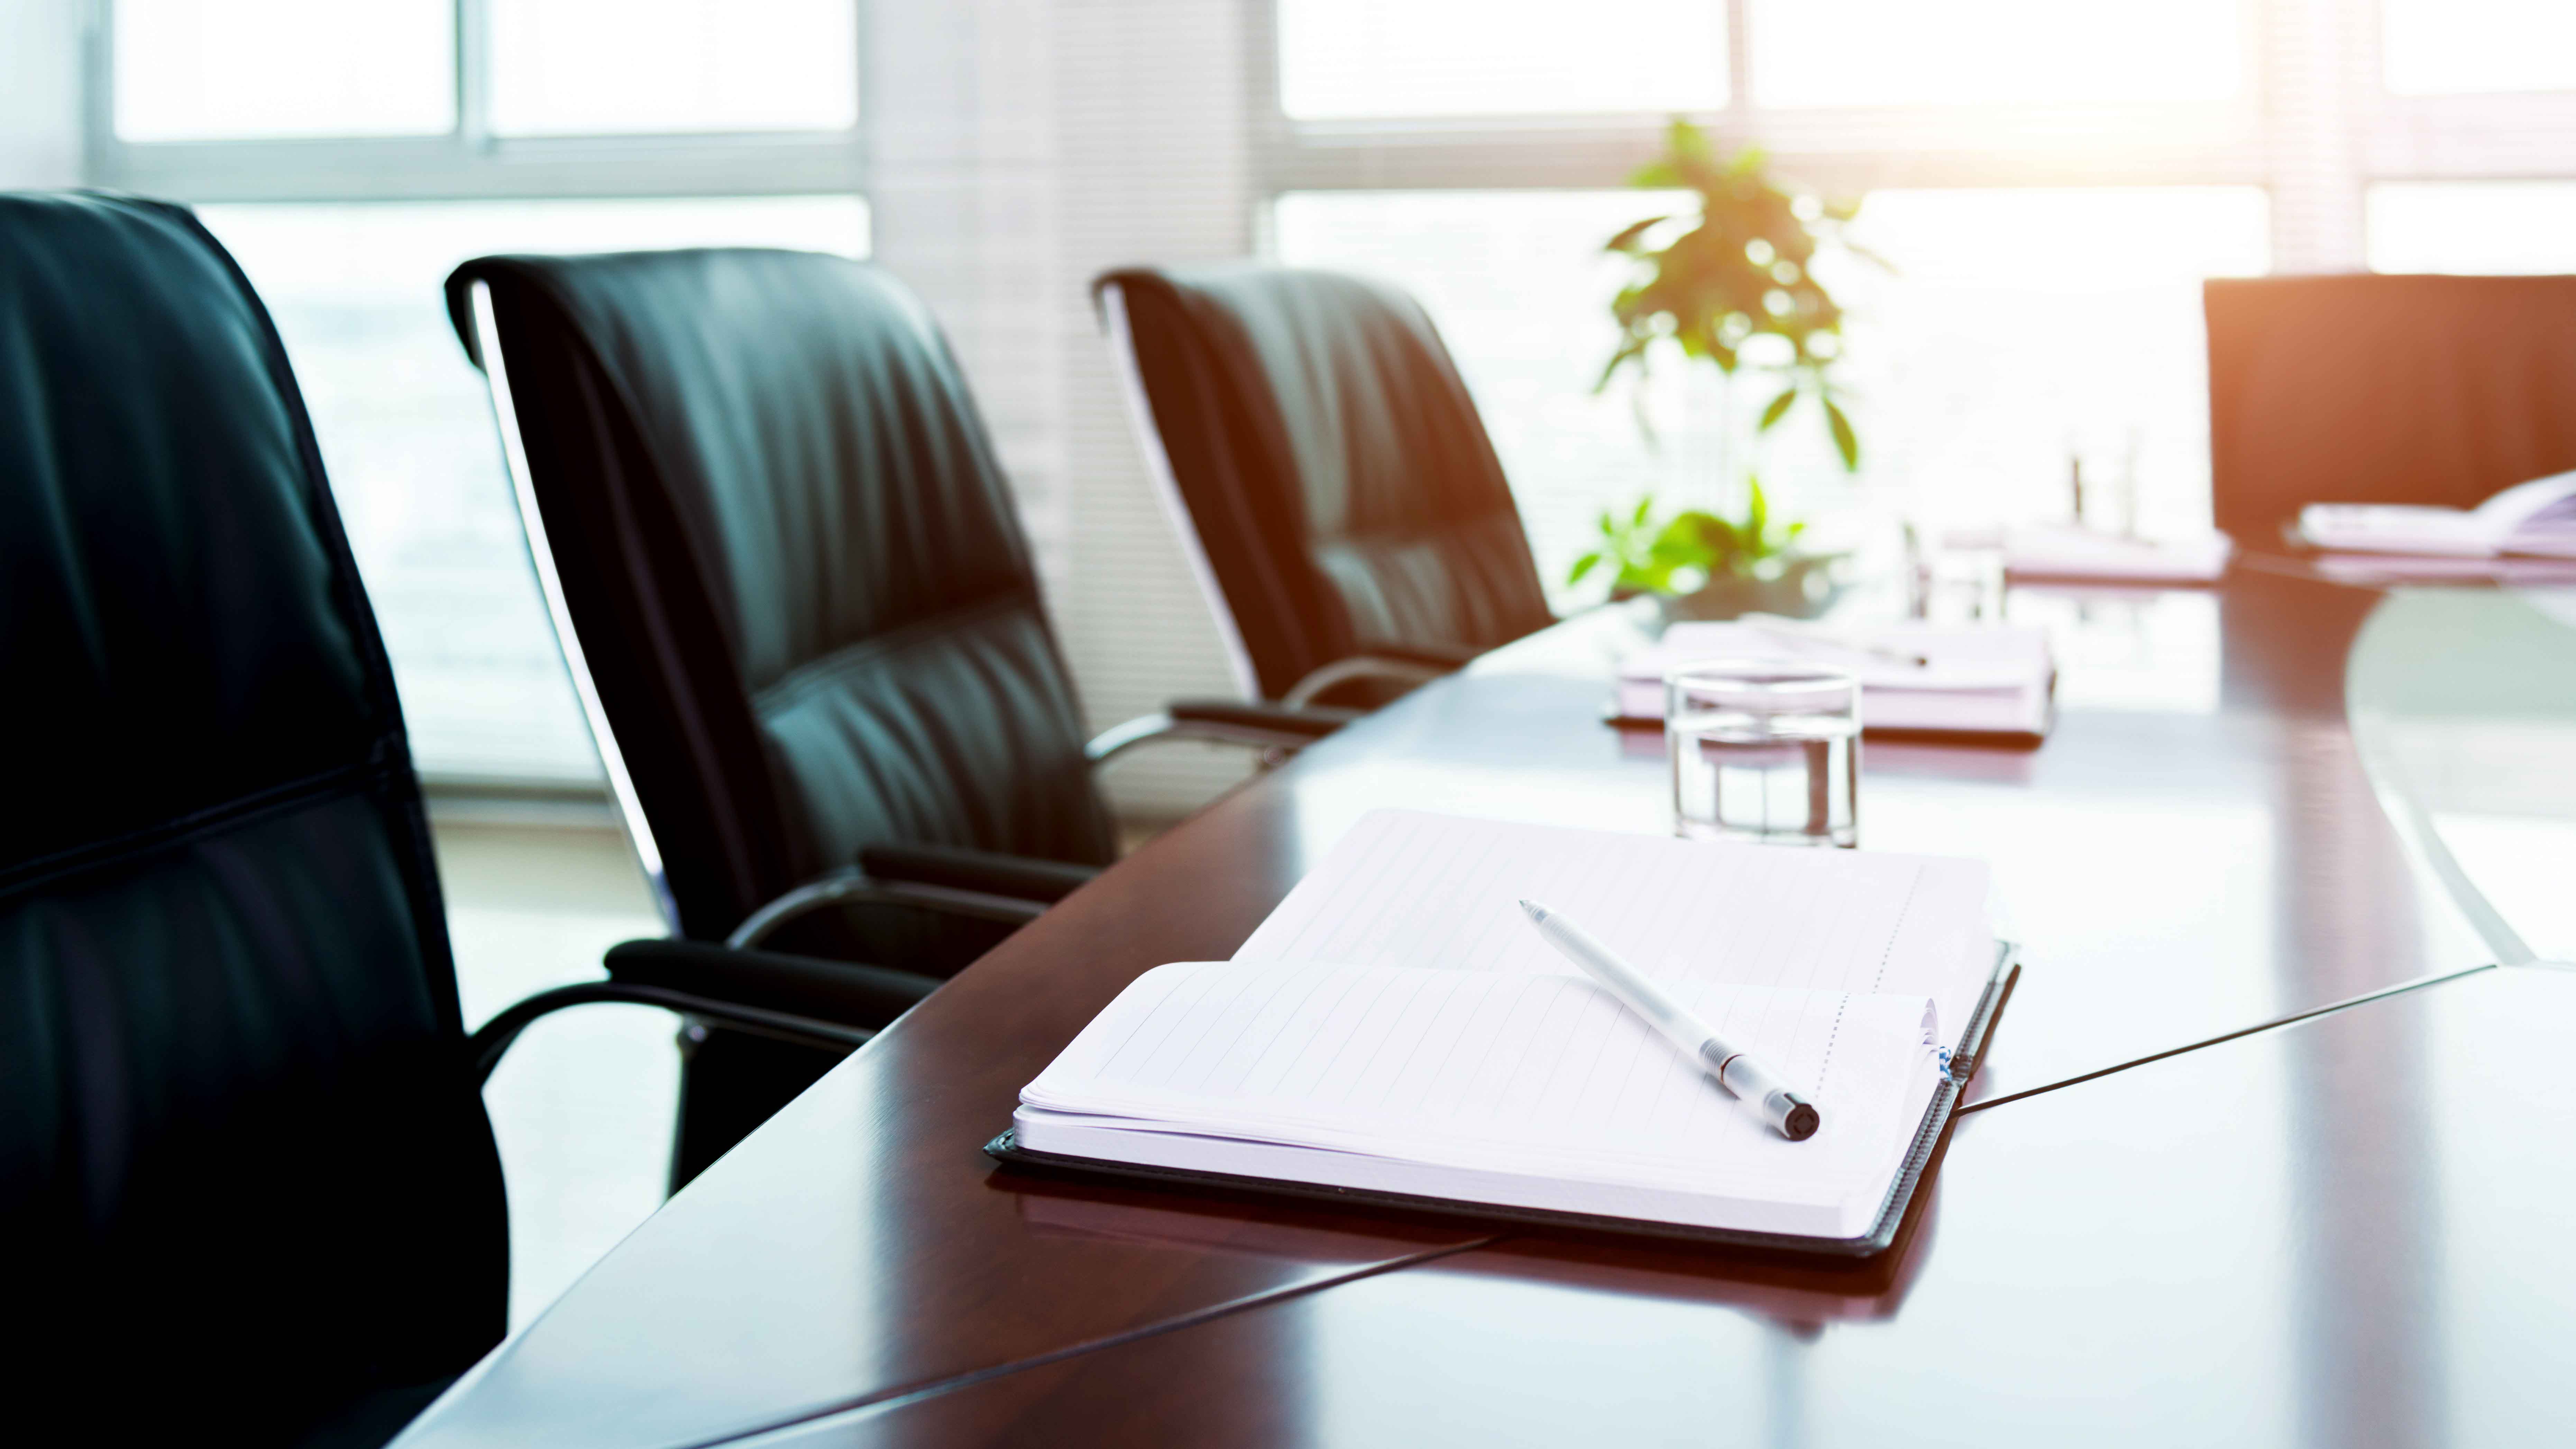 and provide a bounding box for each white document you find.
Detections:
[1234,809,1993,1044]
[1614,621,2052,736]
[2298,470,2576,559]
[2001,524,2234,582]
[1015,810,2001,1240]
